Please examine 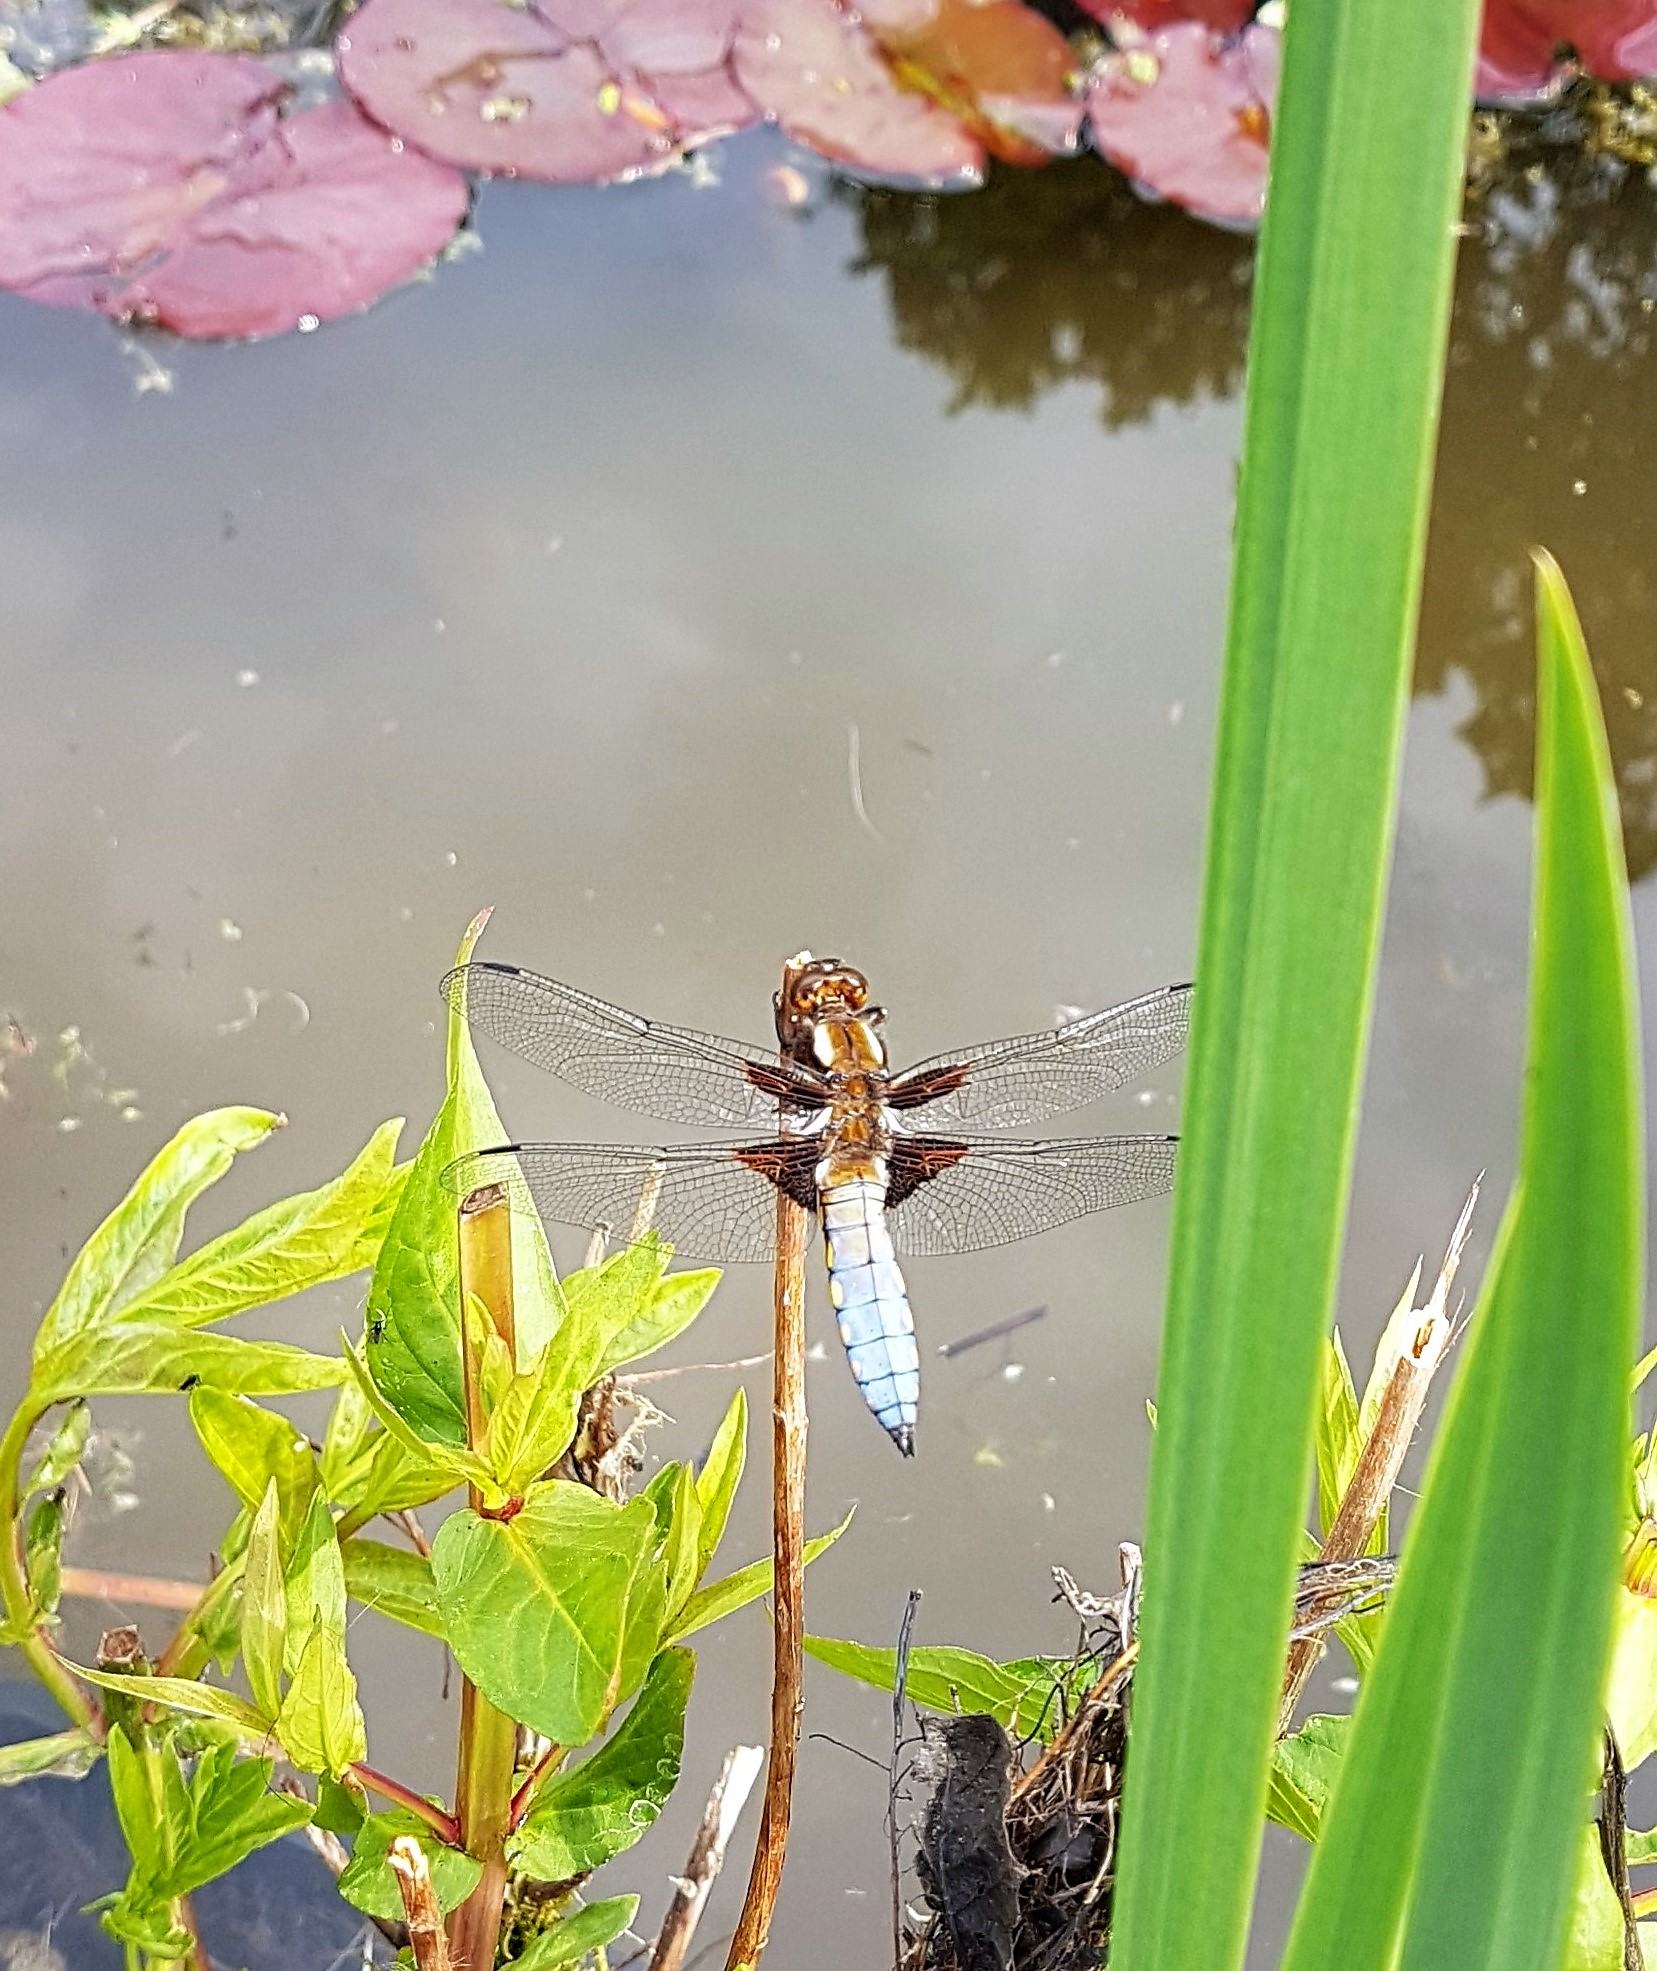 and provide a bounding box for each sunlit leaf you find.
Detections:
[1266,1714,1349,1844]
[25,1399,90,1498]
[242,1480,287,1721]
[33,1107,280,1359]
[339,0,756,184]
[509,1647,694,1879]
[802,1631,1066,1738]
[365,911,562,1446]
[667,1509,852,1643]
[695,1386,746,1577]
[342,1537,444,1640]
[24,1489,64,1619]
[594,1263,721,1378]
[189,1388,319,1546]
[127,1120,404,1328]
[432,1481,660,1744]
[276,1493,366,1775]
[70,1664,275,1739]
[339,1809,482,1921]
[511,1895,640,1969]
[32,1325,343,1406]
